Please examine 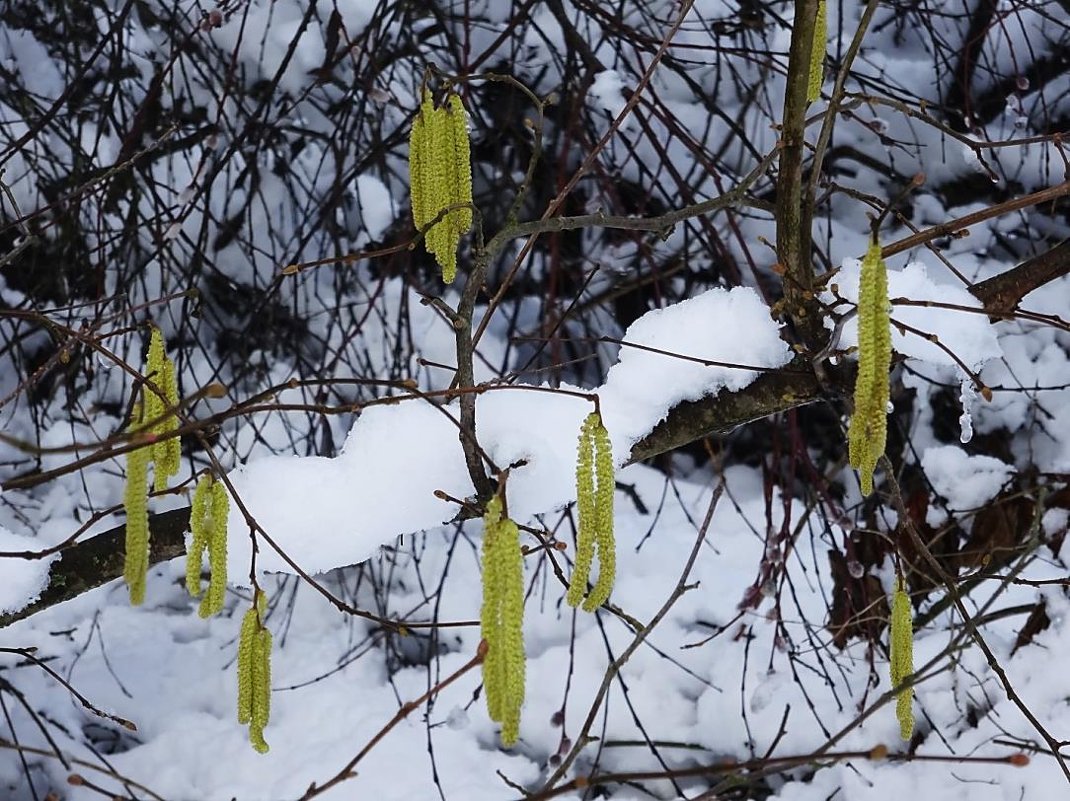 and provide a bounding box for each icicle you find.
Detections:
[958,374,977,444]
